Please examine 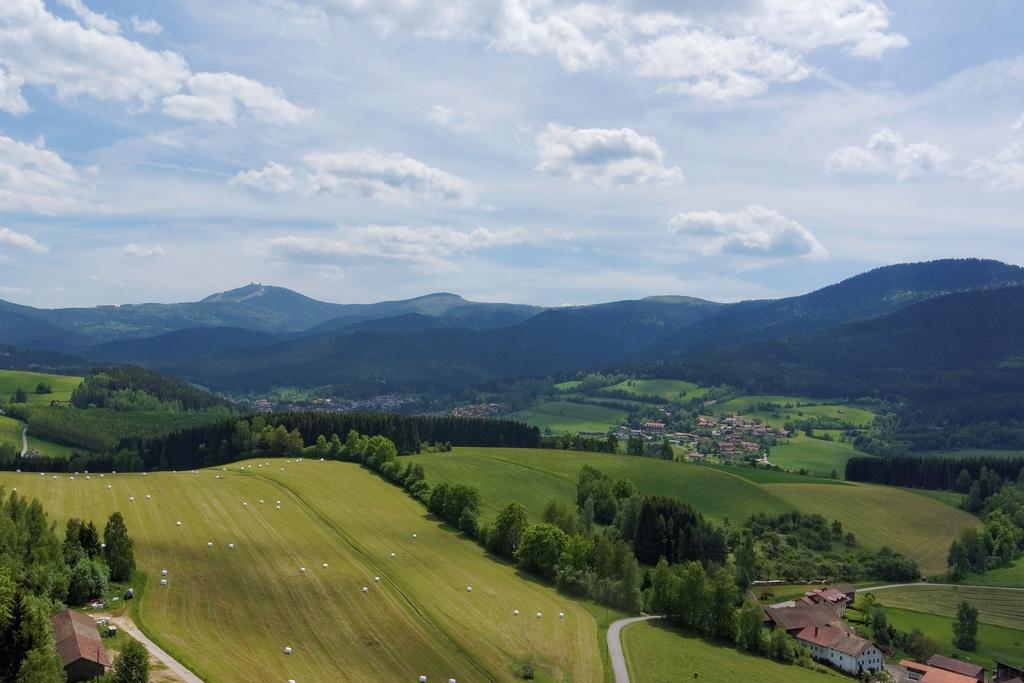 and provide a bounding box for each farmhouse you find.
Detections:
[926,655,985,682]
[795,624,883,675]
[51,609,110,682]
[763,602,847,635]
[900,659,981,683]
[800,587,852,615]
